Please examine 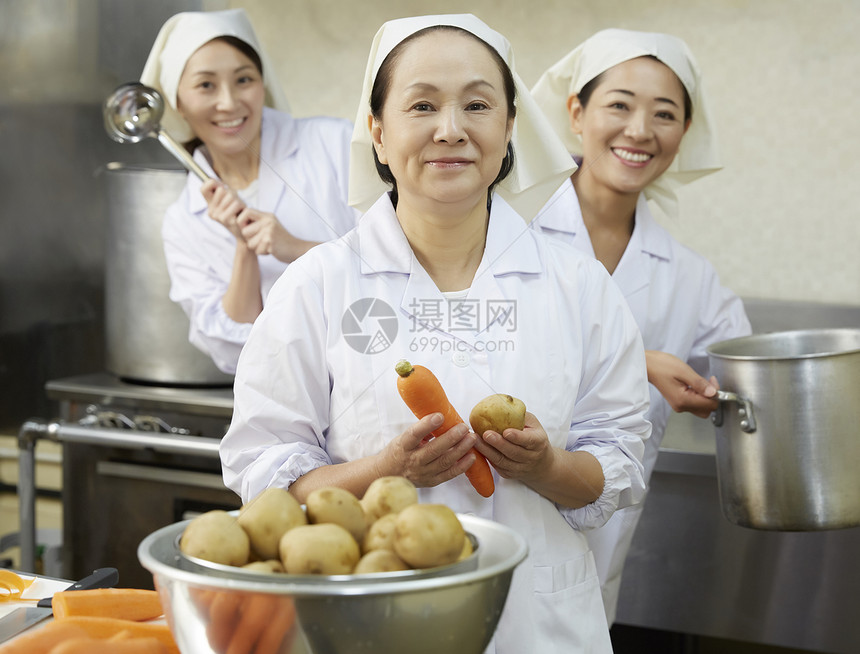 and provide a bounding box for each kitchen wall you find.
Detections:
[0,0,858,431]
